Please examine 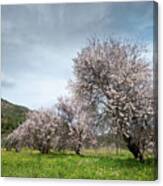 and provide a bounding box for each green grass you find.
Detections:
[1,148,157,180]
